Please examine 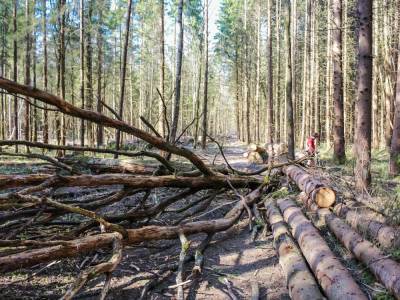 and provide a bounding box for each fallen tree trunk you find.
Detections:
[0,186,264,273]
[0,77,213,176]
[333,202,400,249]
[0,174,262,190]
[320,209,400,299]
[282,165,336,208]
[0,140,176,173]
[276,198,367,300]
[265,201,324,300]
